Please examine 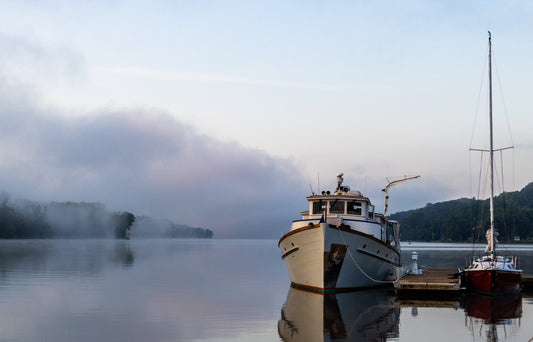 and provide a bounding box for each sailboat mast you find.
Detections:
[488,31,495,256]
